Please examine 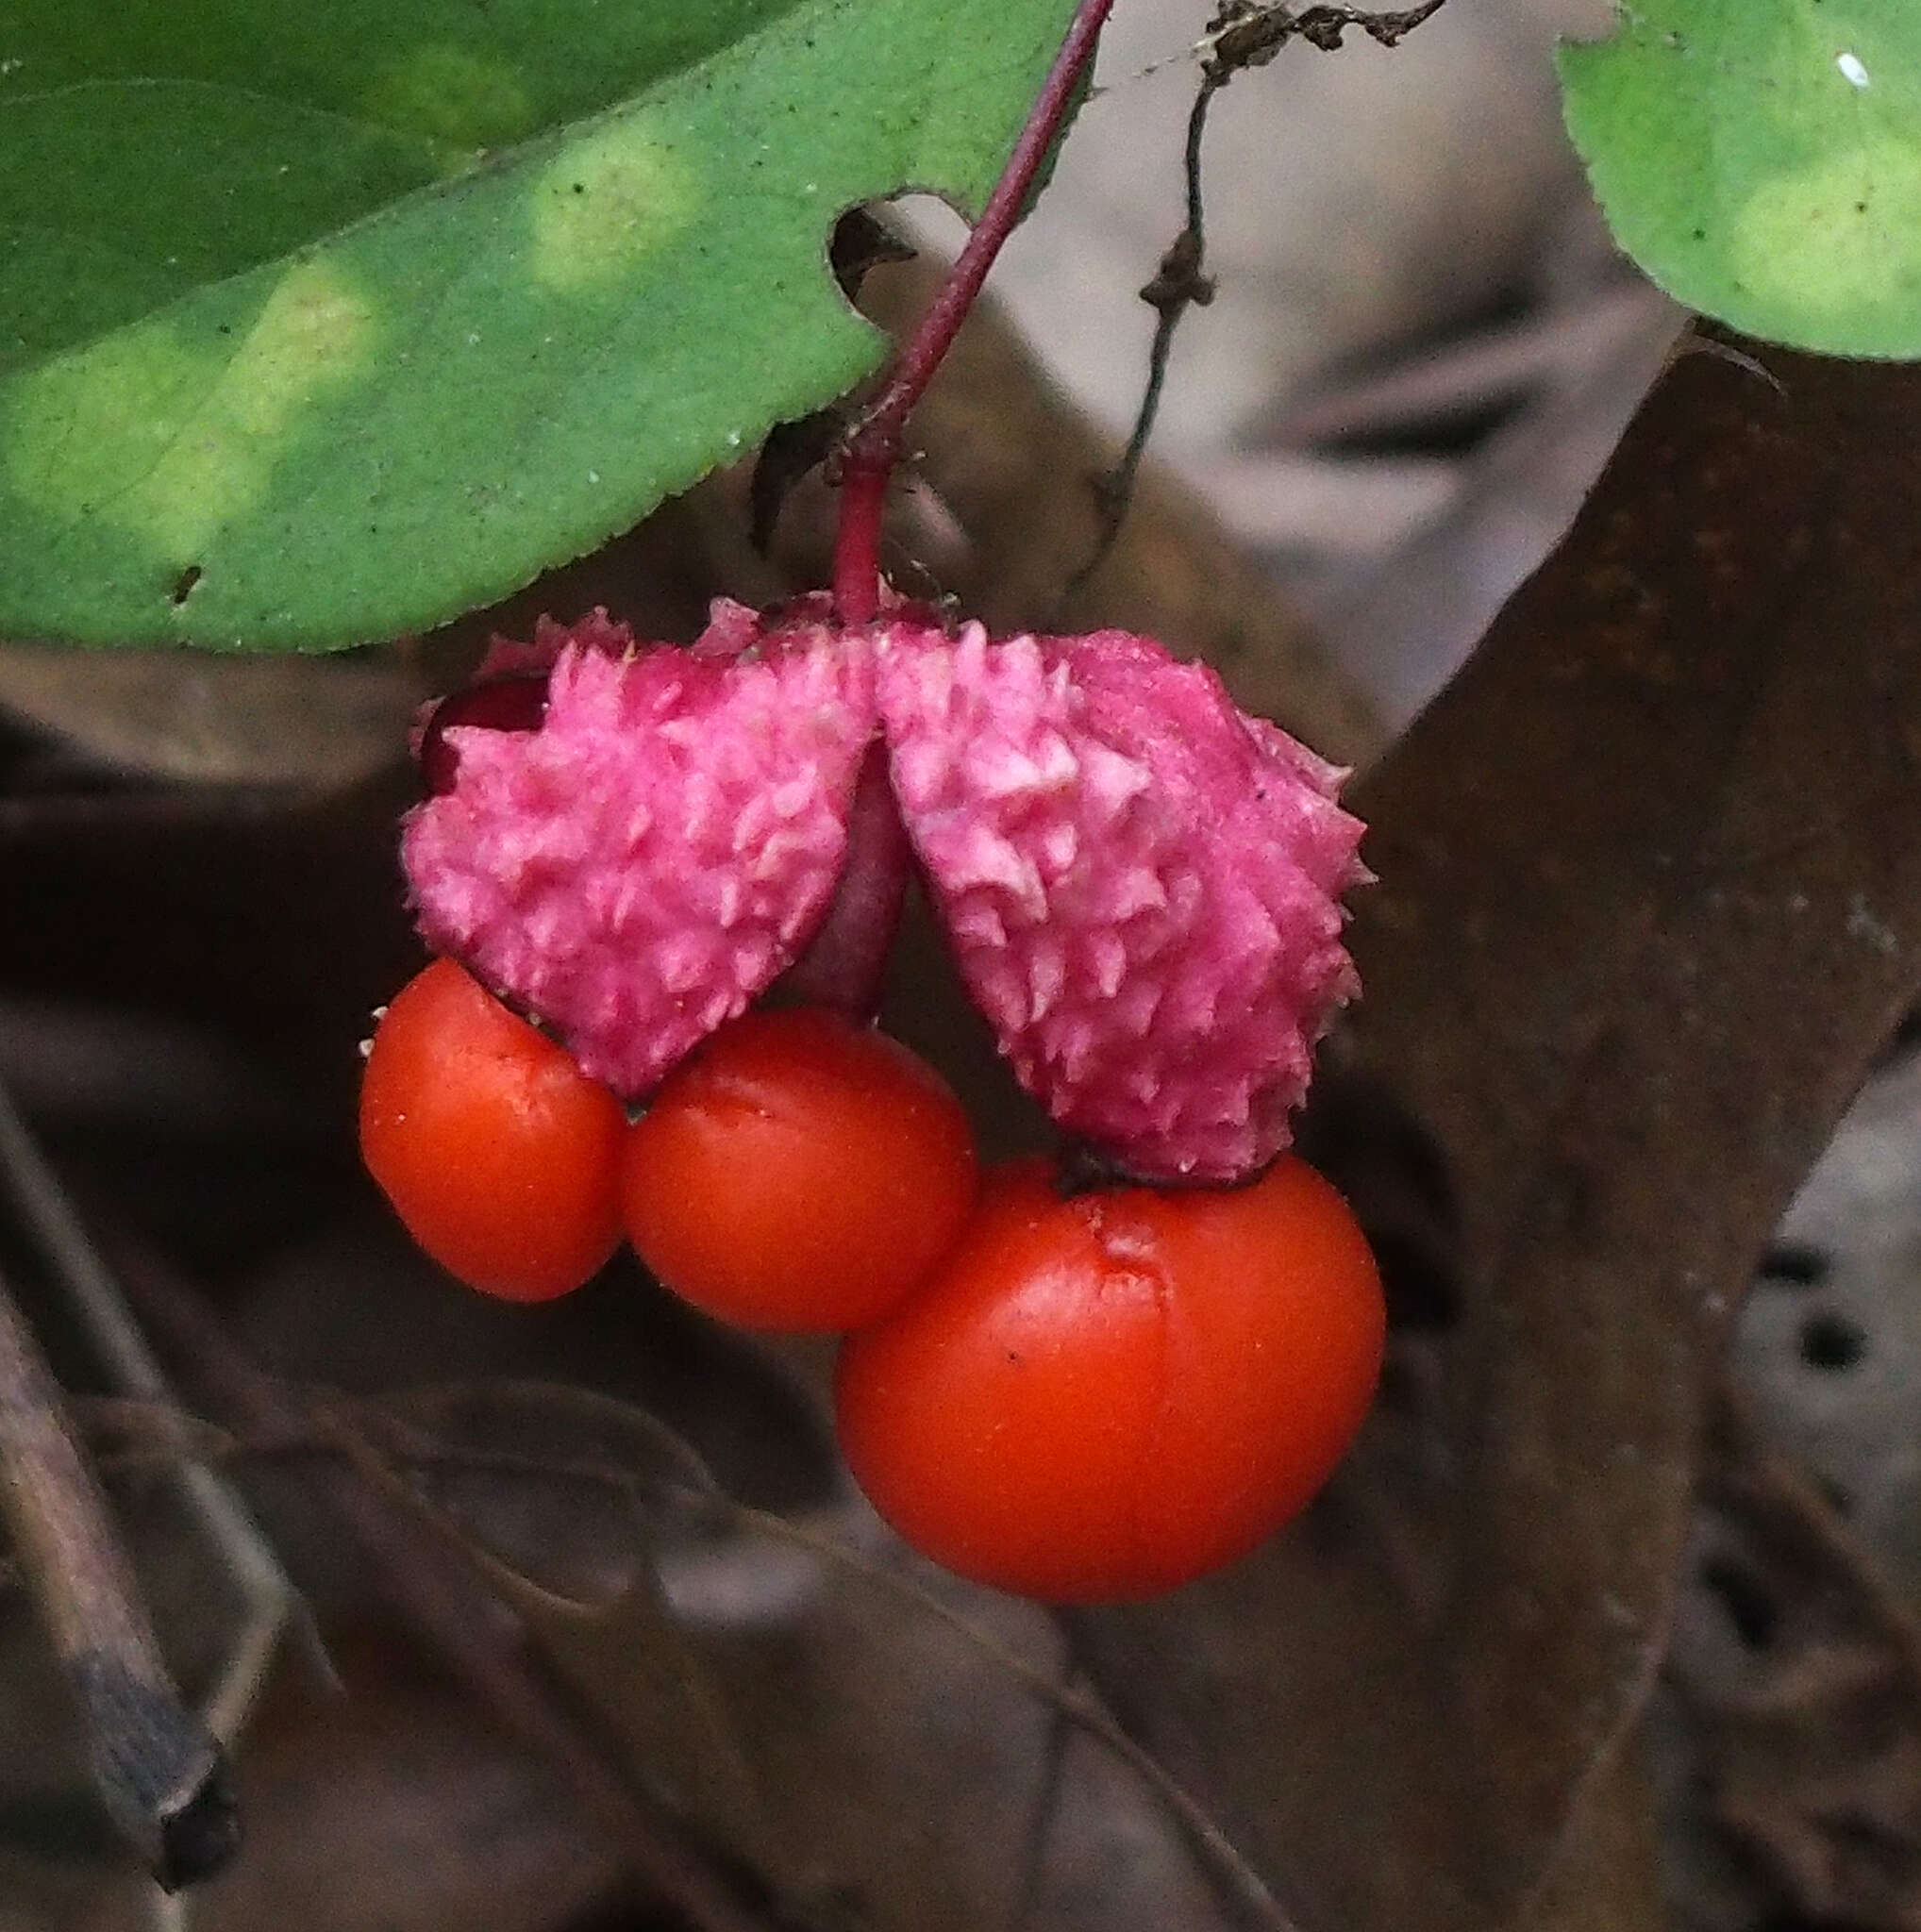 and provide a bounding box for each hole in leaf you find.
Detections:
[828,206,914,299]
[1758,1242,1829,1288]
[1799,1310,1867,1372]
